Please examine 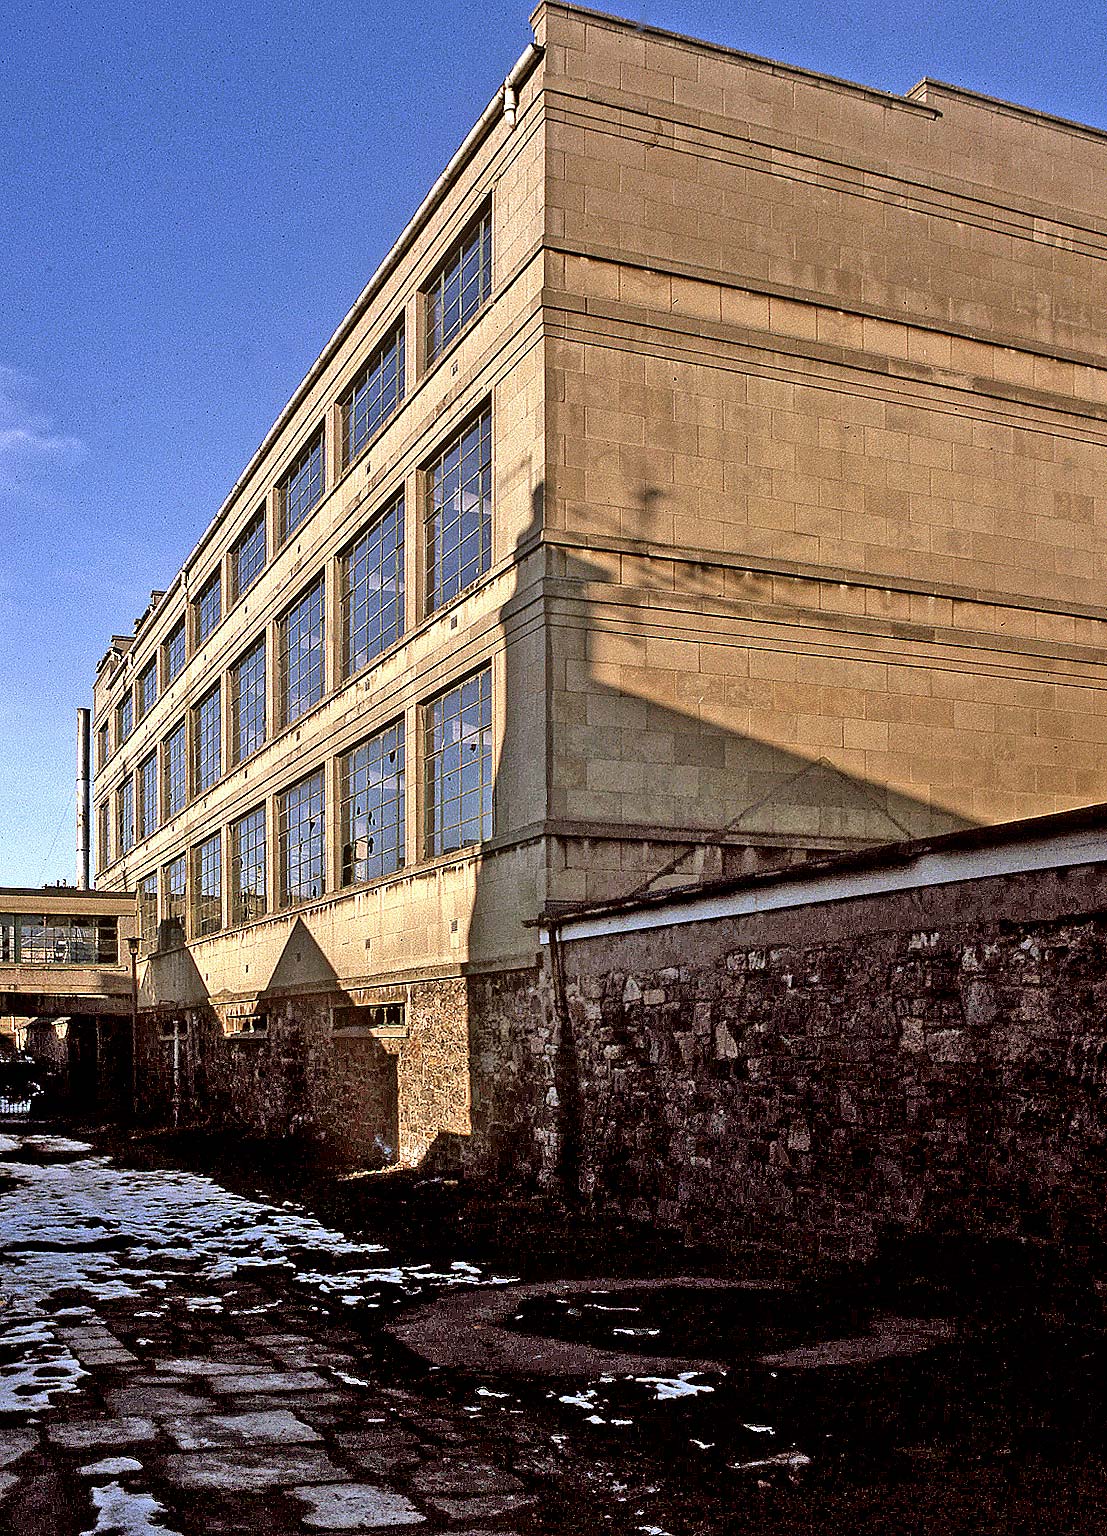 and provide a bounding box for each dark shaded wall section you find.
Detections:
[540,860,1107,1261]
[131,849,1107,1268]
